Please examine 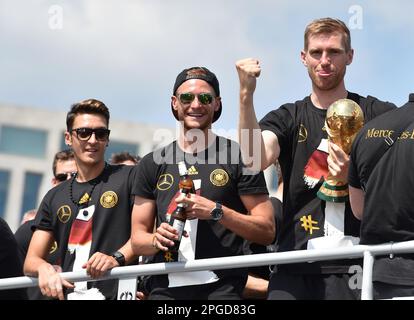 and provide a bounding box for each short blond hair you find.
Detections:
[304,18,351,52]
